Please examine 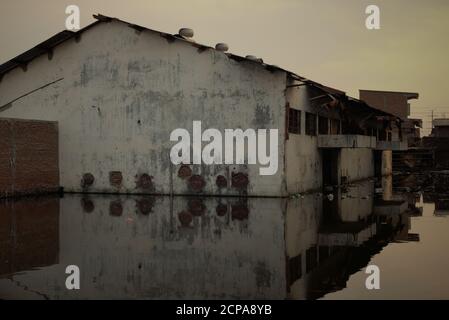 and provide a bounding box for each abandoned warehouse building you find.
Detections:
[0,14,408,198]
